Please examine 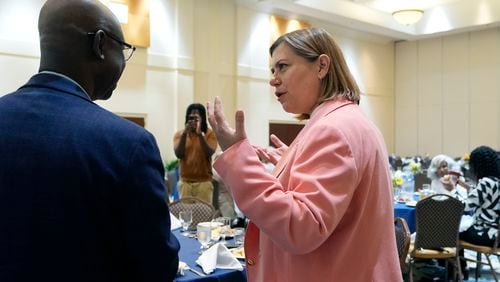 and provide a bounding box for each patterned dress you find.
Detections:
[464,176,500,240]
